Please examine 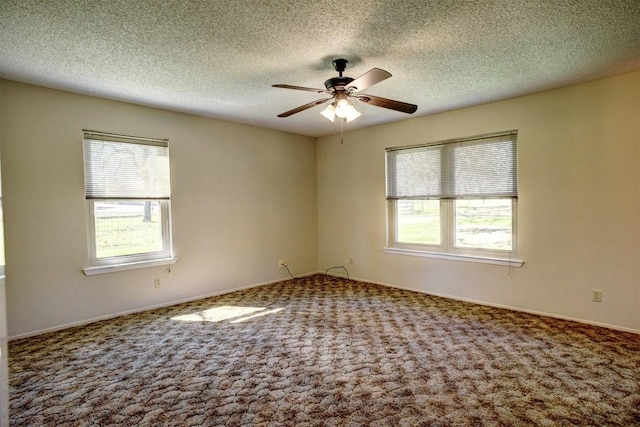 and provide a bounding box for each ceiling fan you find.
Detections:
[273,59,418,123]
